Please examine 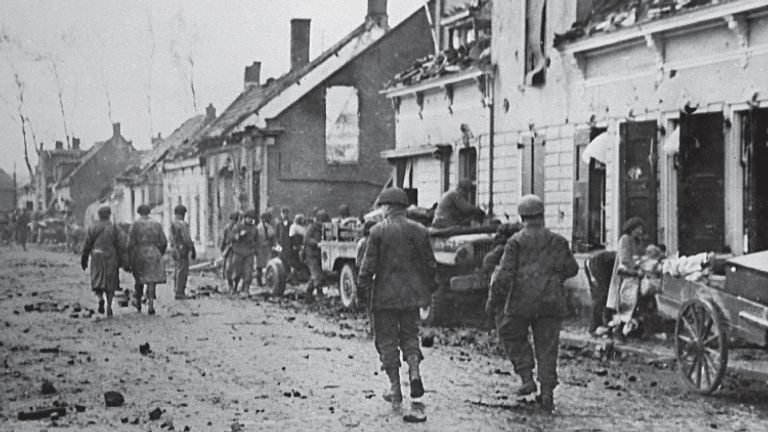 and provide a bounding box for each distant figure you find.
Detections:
[431,179,485,228]
[81,205,125,317]
[220,211,240,285]
[170,205,196,300]
[229,210,259,296]
[14,208,31,251]
[255,212,276,286]
[335,203,358,226]
[303,209,330,302]
[275,206,298,276]
[126,205,168,315]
